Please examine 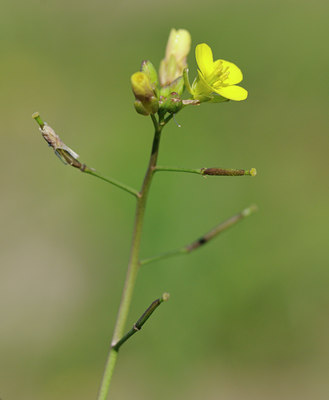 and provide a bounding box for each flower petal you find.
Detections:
[195,43,214,77]
[215,85,248,101]
[217,60,243,85]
